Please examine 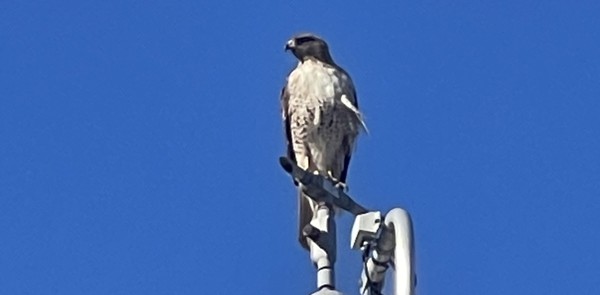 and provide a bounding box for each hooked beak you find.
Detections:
[285,39,295,51]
